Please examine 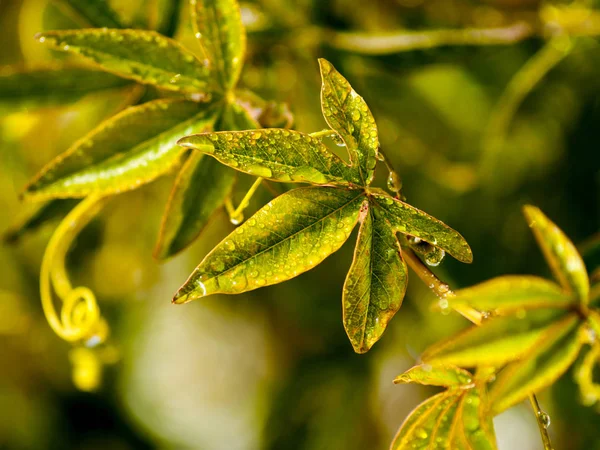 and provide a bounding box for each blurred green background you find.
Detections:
[1,0,599,449]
